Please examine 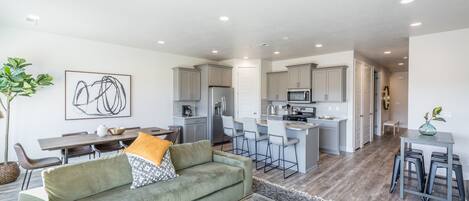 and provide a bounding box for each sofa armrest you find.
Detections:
[18,187,49,201]
[213,150,252,196]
